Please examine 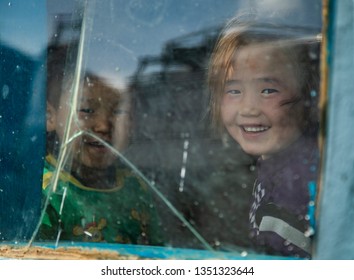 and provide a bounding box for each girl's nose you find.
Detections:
[239,92,261,117]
